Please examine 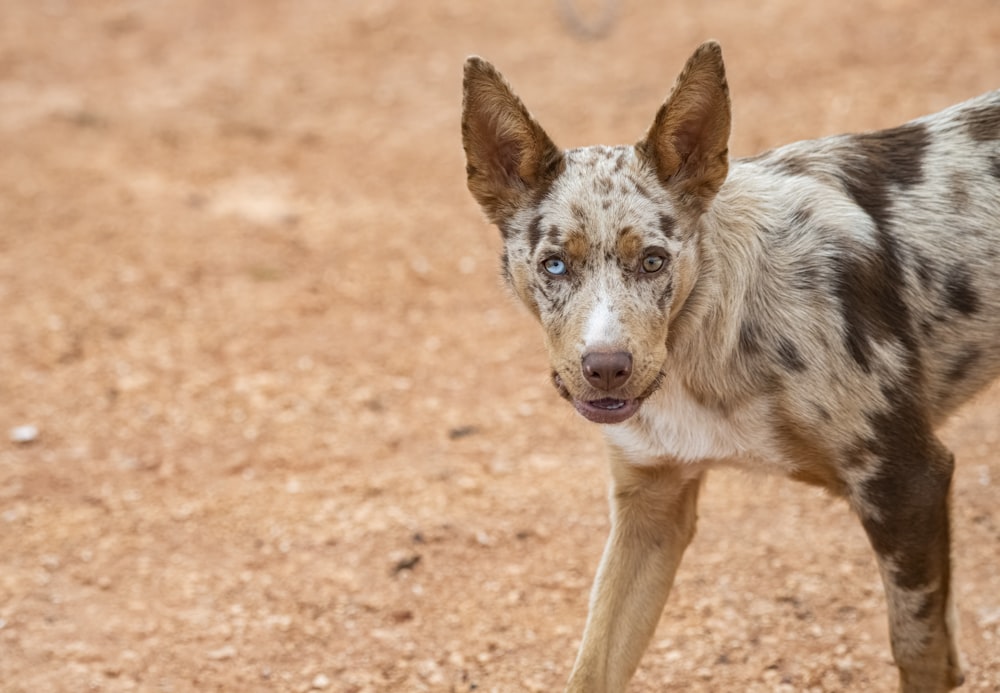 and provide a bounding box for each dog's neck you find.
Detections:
[663,168,783,409]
